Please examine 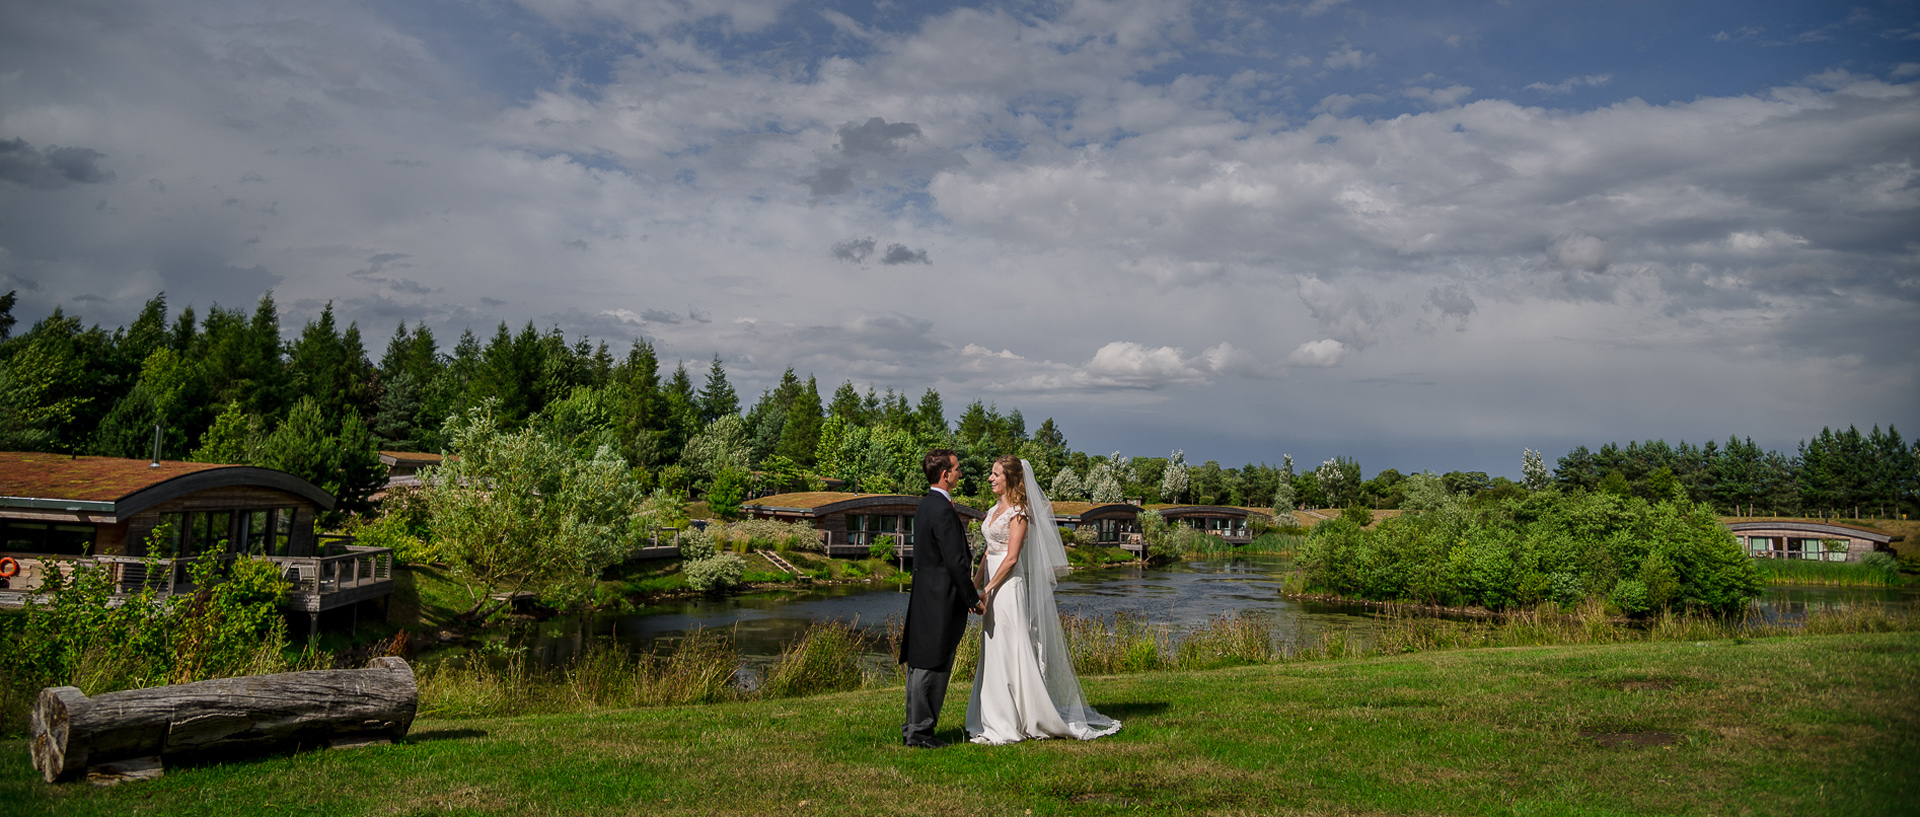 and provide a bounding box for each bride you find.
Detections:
[965,455,1122,745]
